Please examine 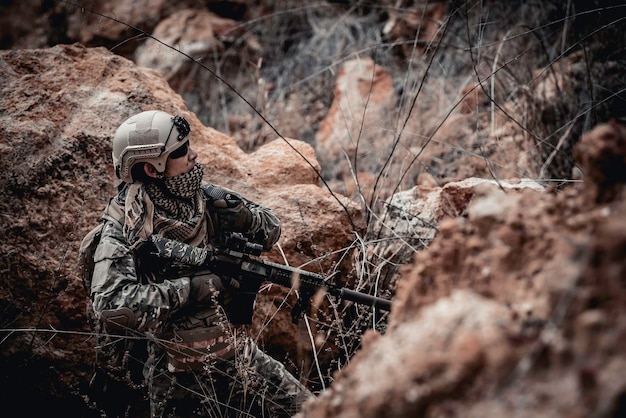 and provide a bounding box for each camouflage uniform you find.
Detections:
[87,180,313,417]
